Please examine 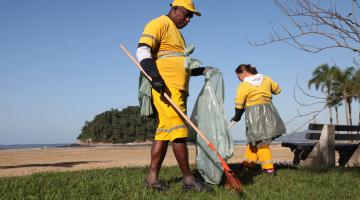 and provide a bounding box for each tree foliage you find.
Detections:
[308,65,359,125]
[354,69,360,98]
[331,66,357,125]
[308,64,338,124]
[77,106,156,143]
[353,68,360,125]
